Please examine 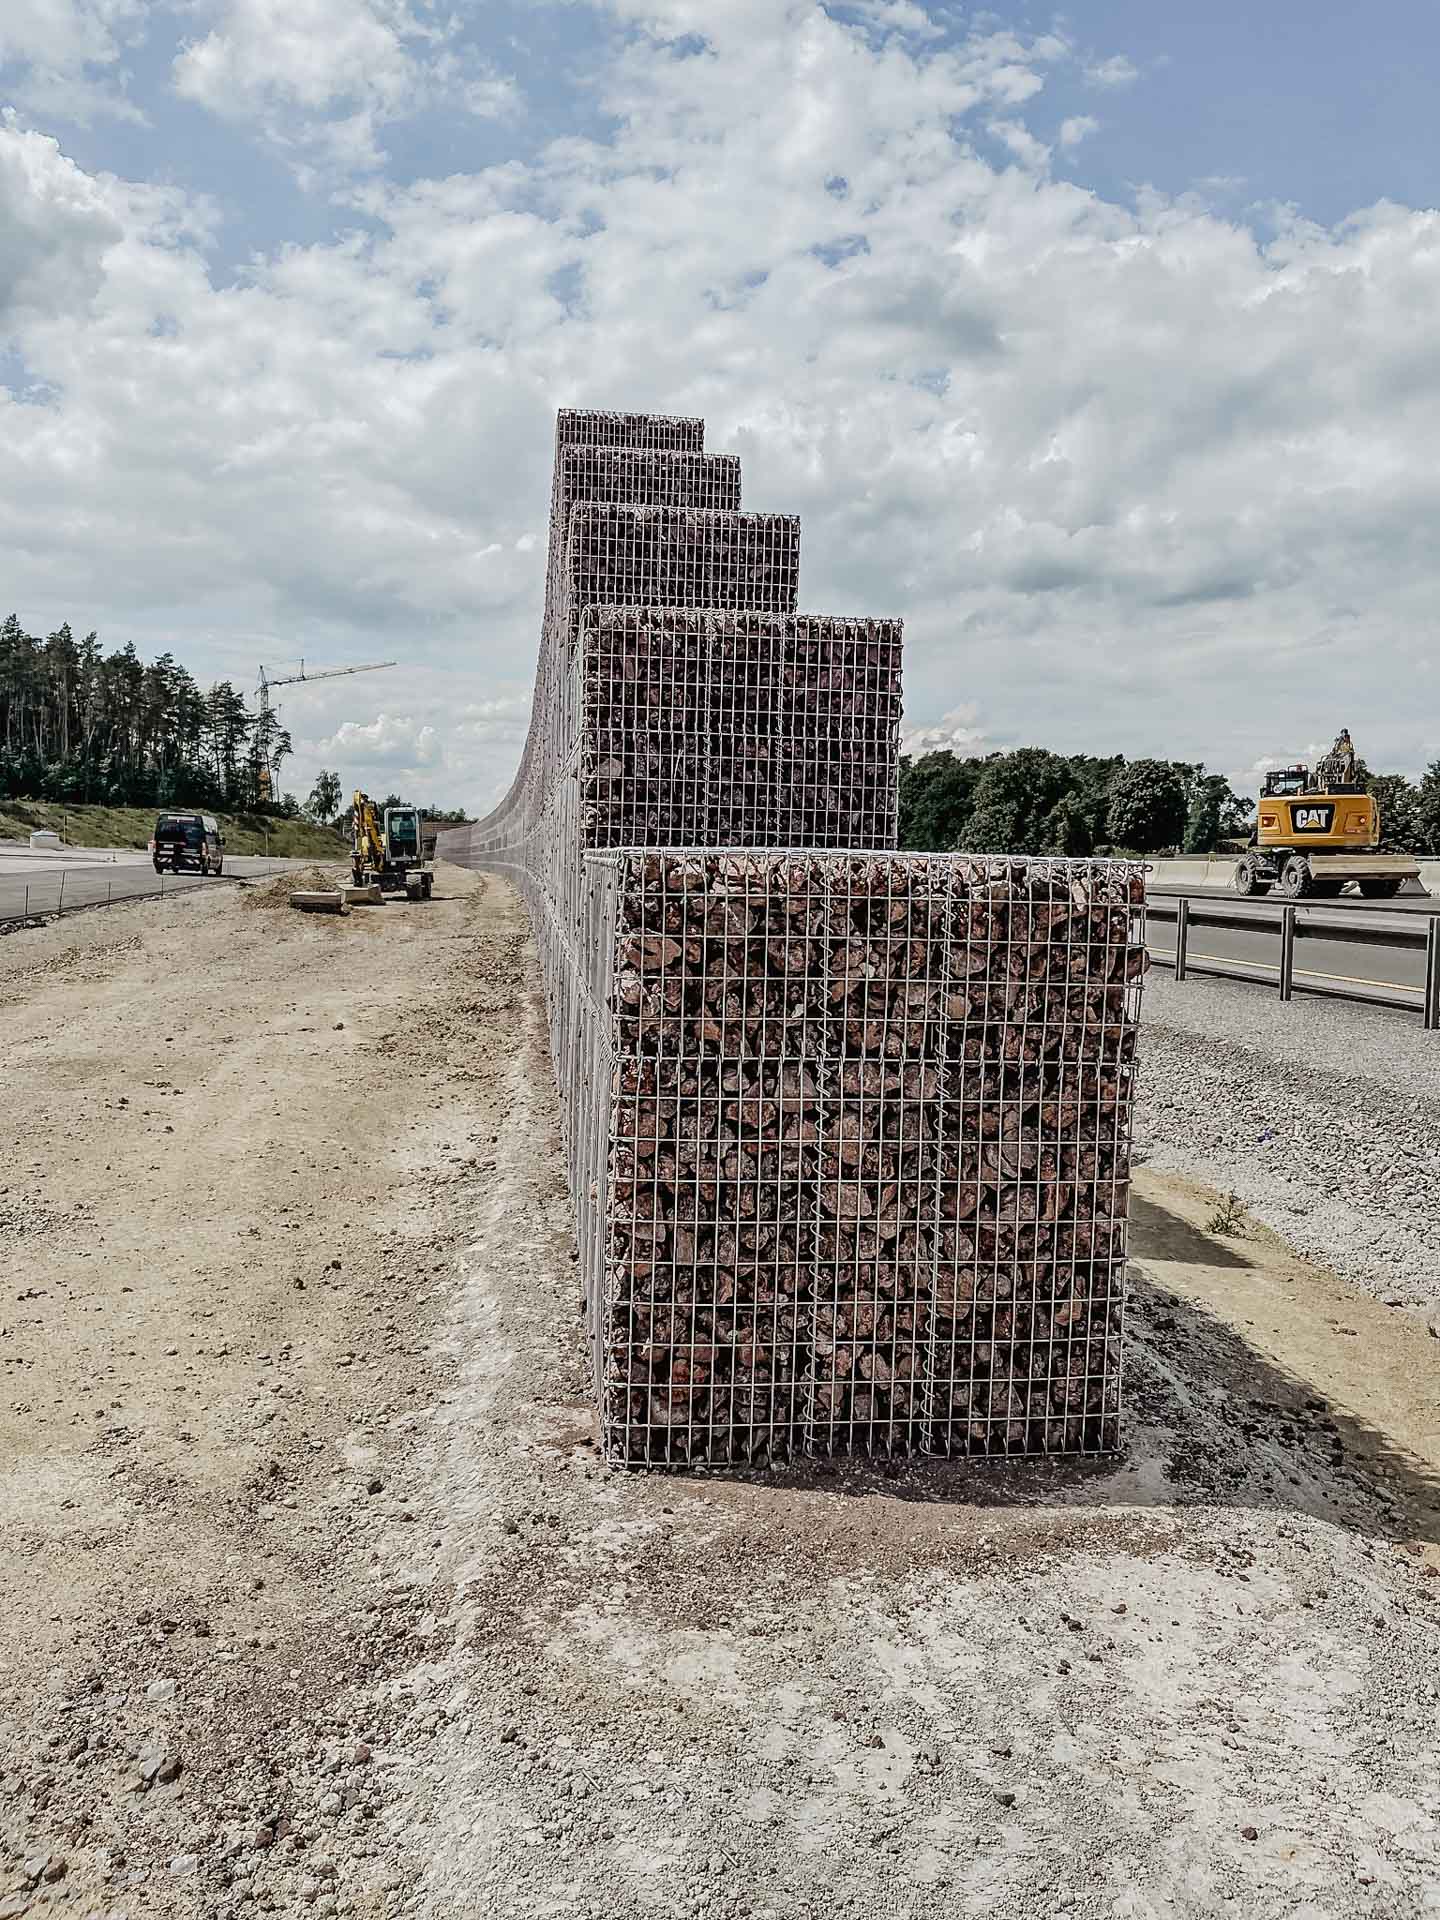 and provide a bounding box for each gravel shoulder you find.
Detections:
[3,873,1438,1920]
[1135,971,1440,1314]
[1,866,526,1917]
